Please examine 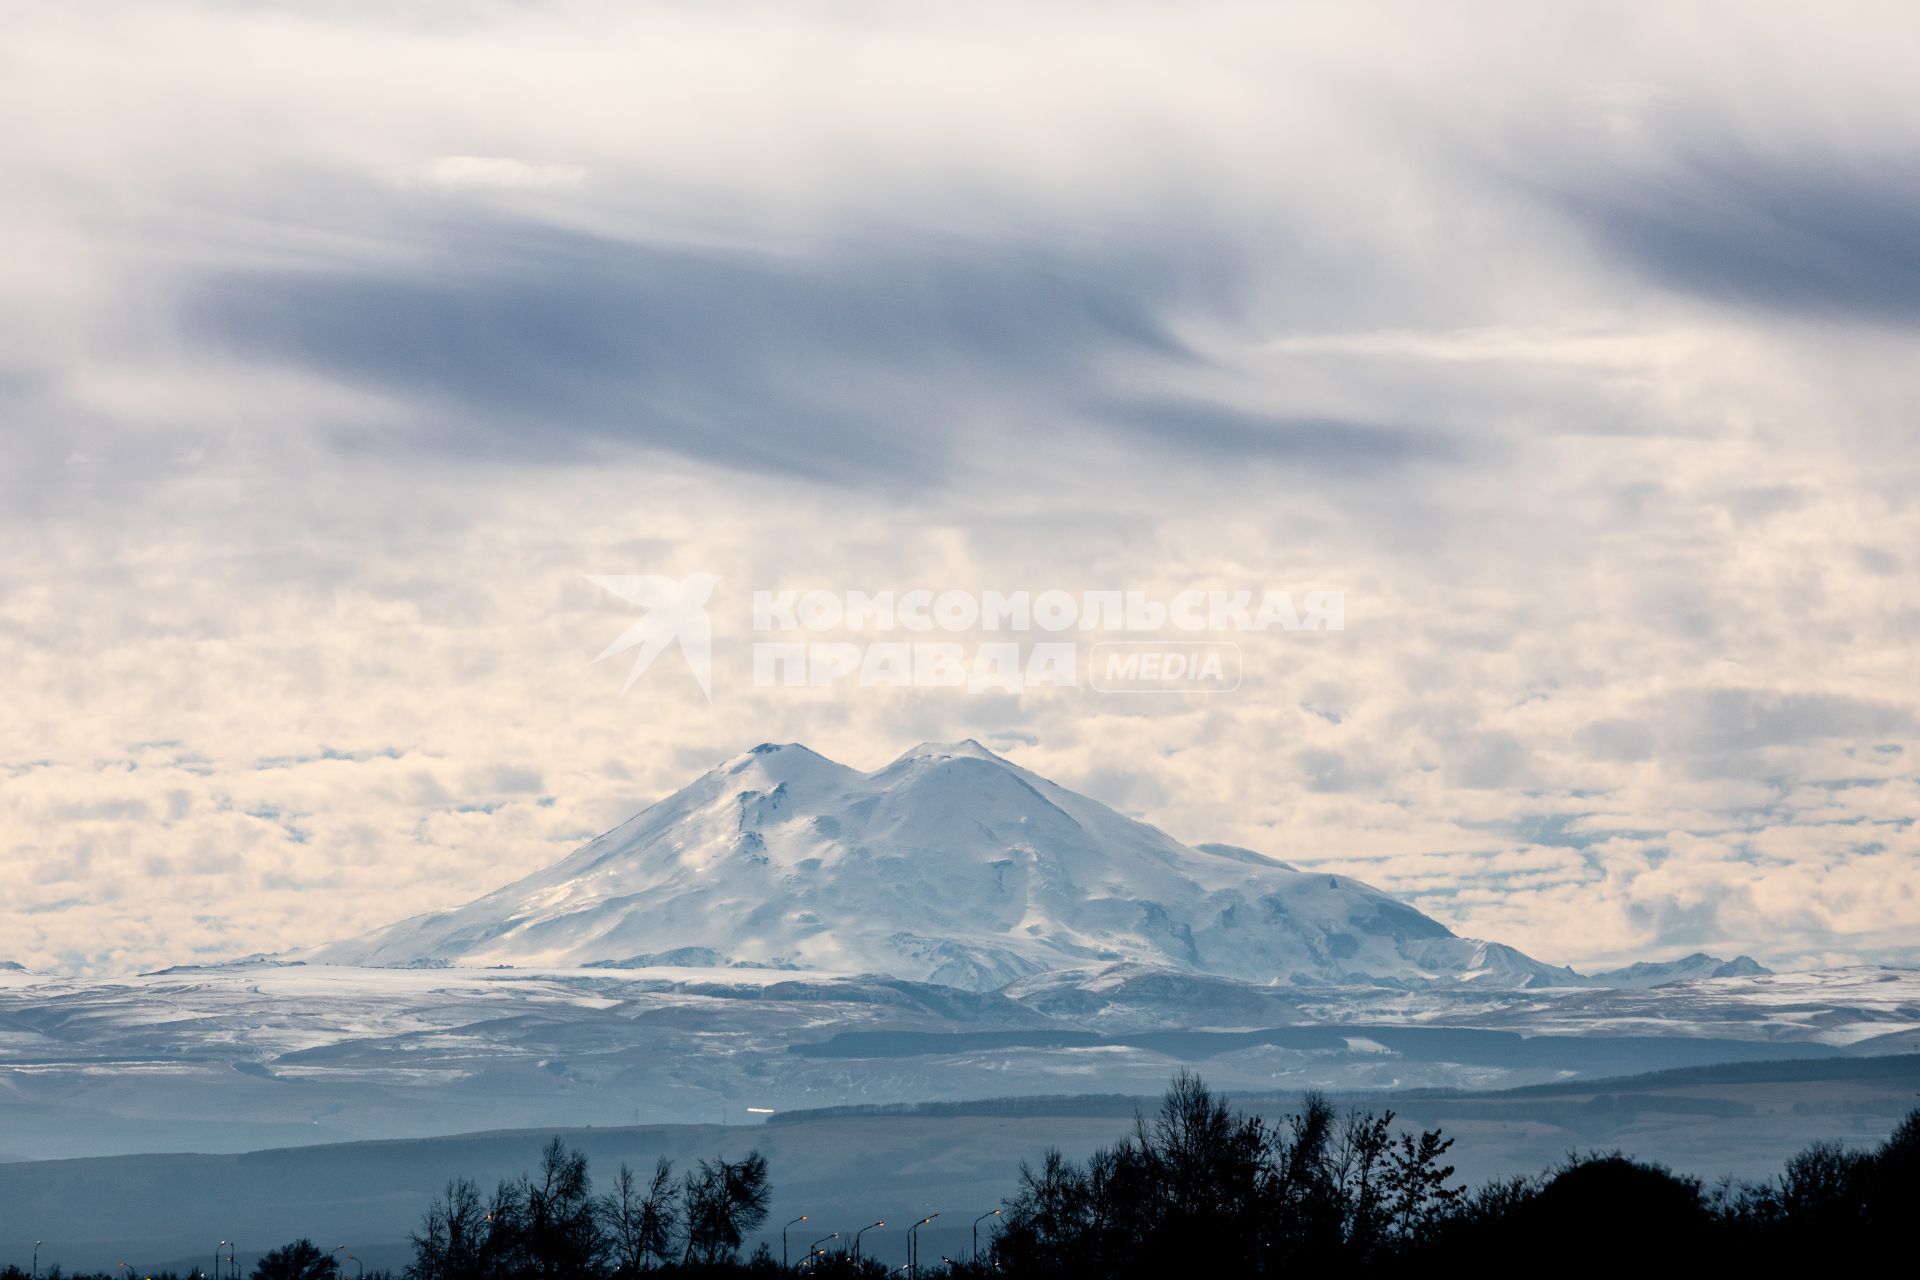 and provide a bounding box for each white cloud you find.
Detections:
[418,155,586,192]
